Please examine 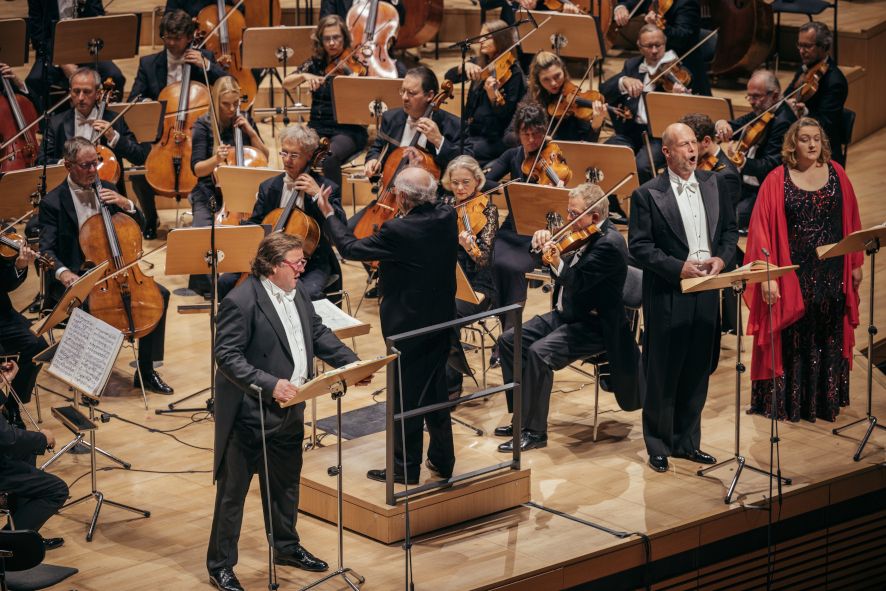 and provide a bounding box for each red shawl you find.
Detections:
[743,162,862,382]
